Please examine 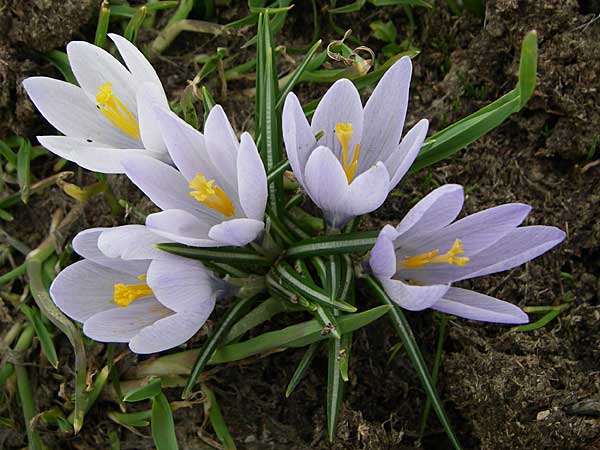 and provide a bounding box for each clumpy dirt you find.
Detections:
[1,0,600,449]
